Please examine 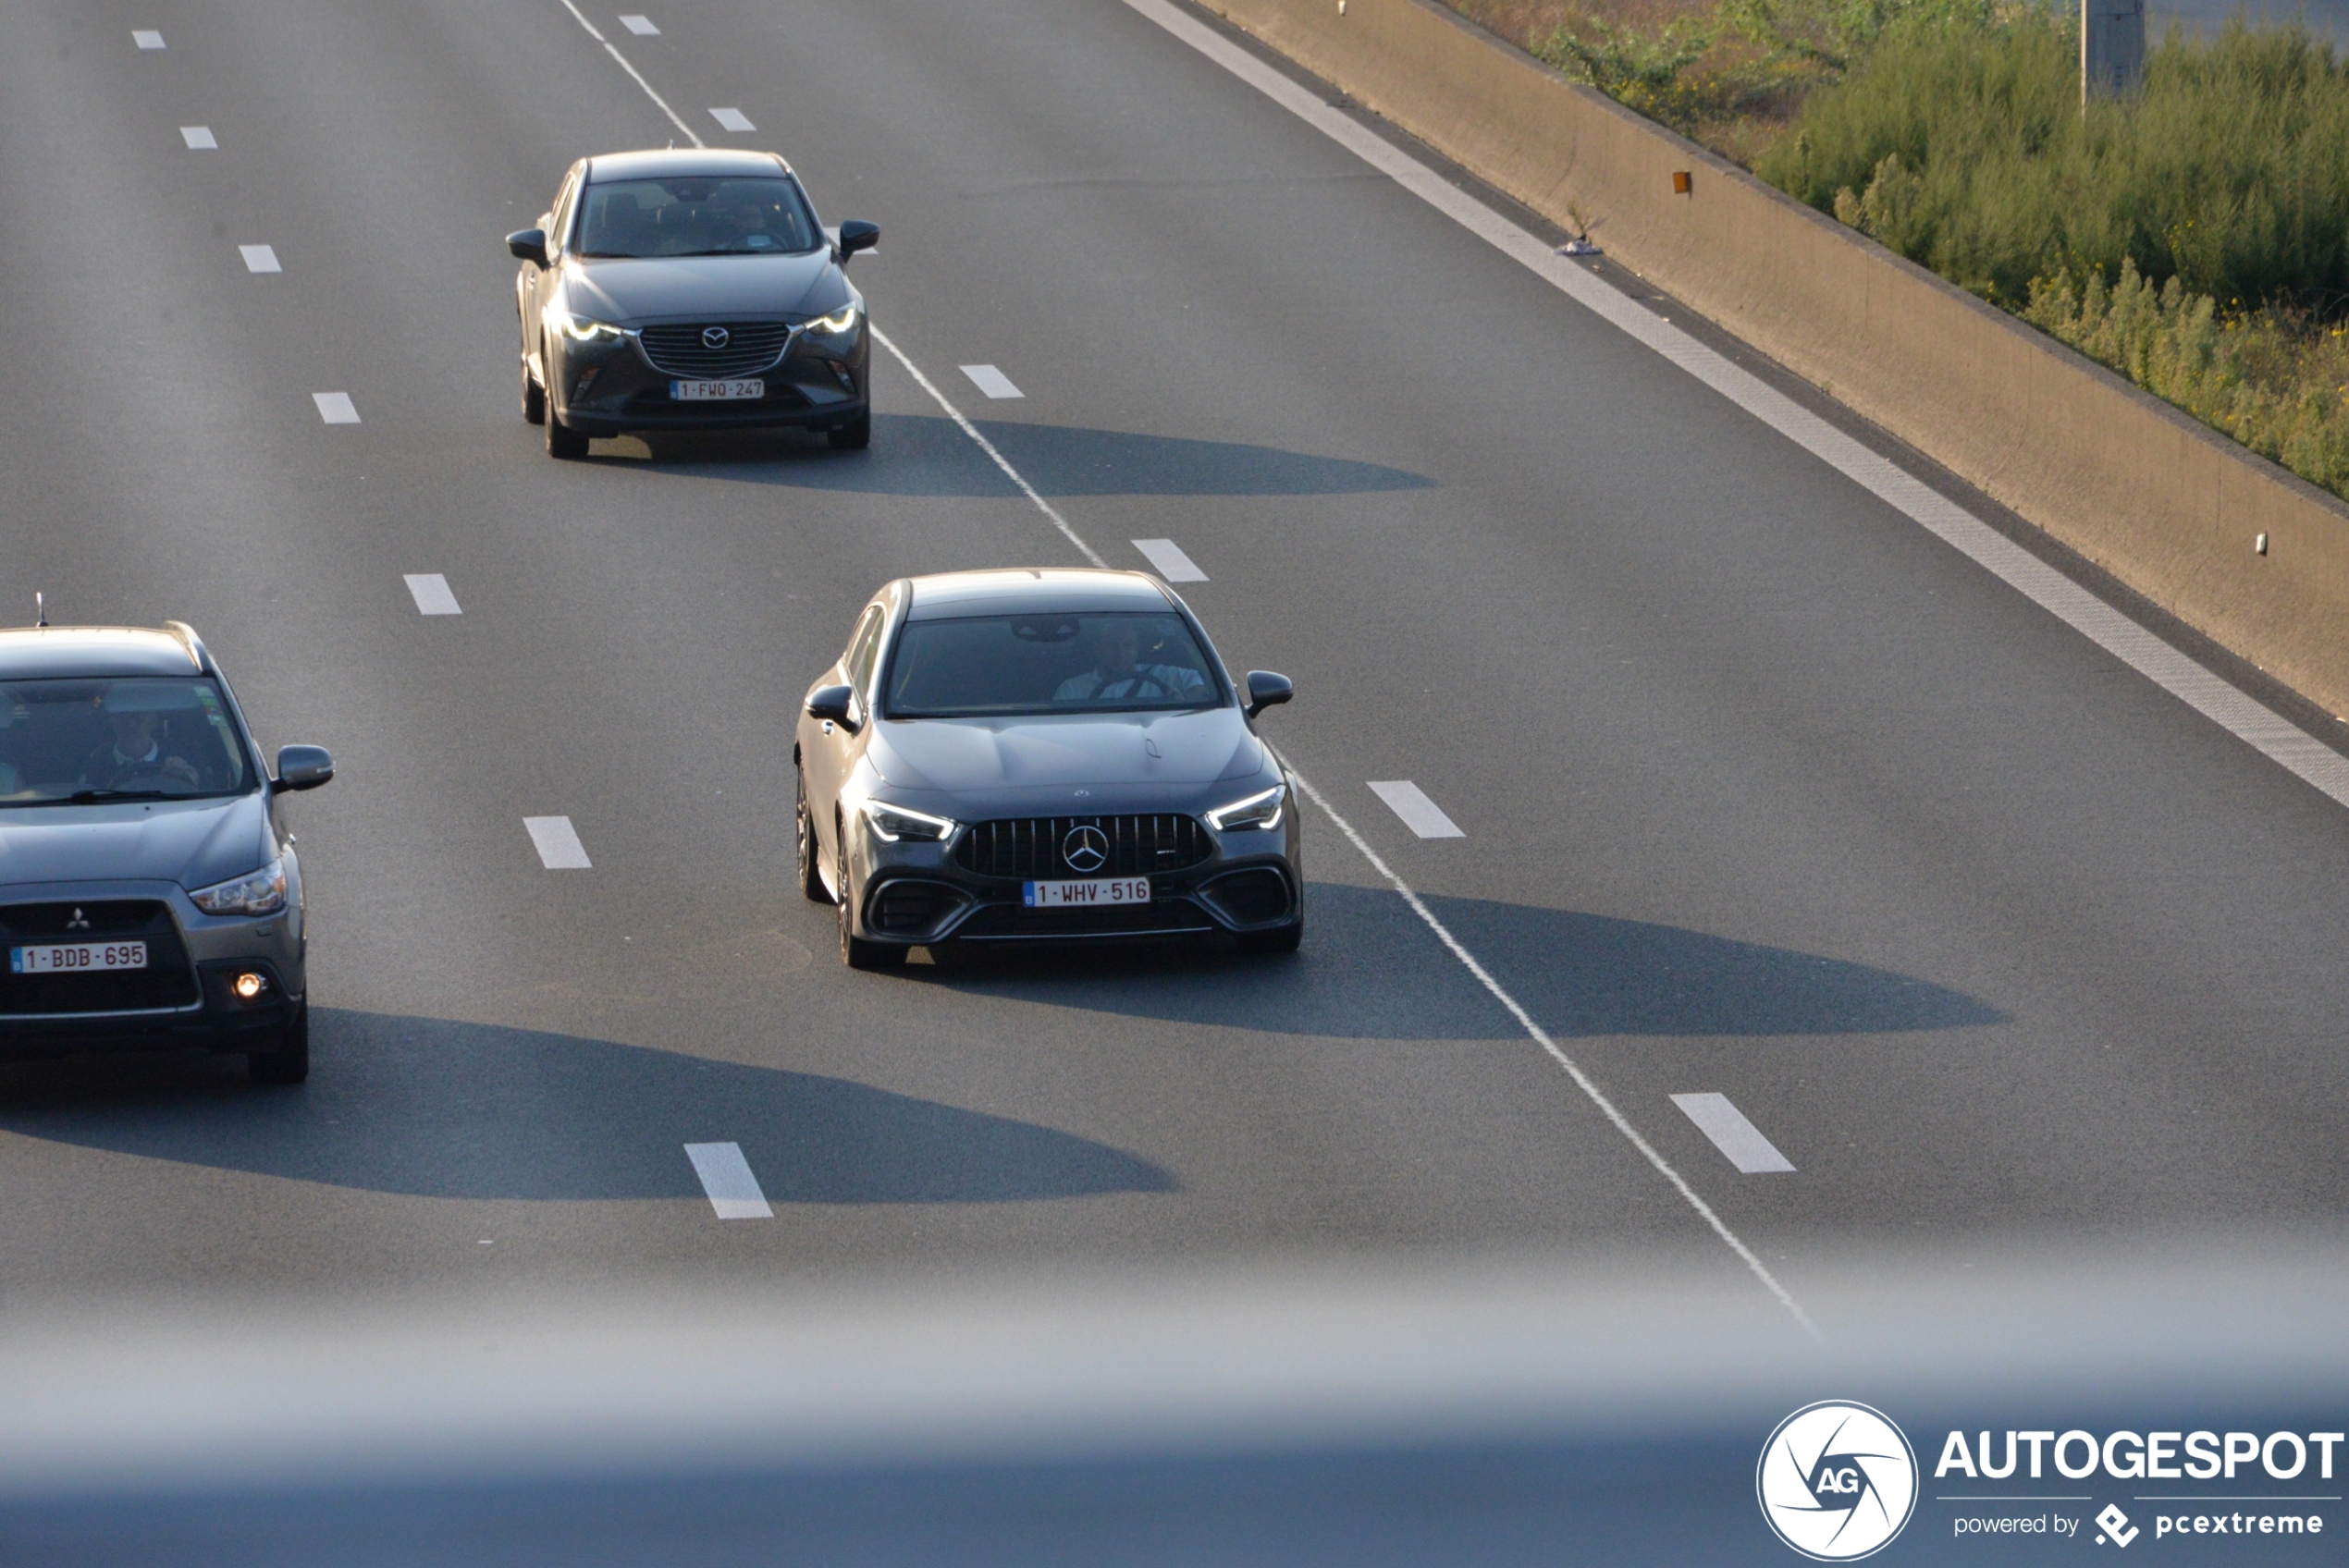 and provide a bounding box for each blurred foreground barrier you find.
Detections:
[1196,0,2349,721]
